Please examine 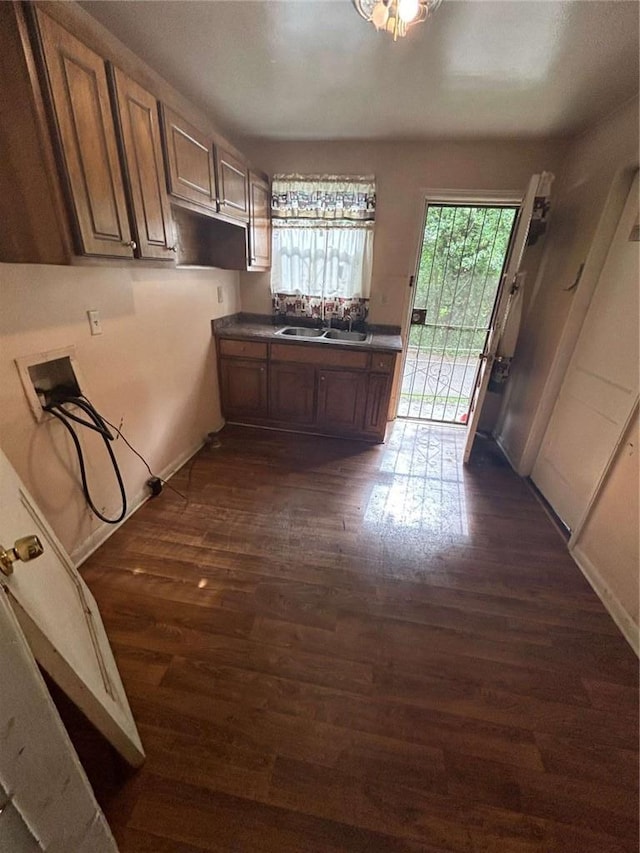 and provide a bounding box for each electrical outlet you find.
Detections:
[217,286,224,304]
[87,309,102,335]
